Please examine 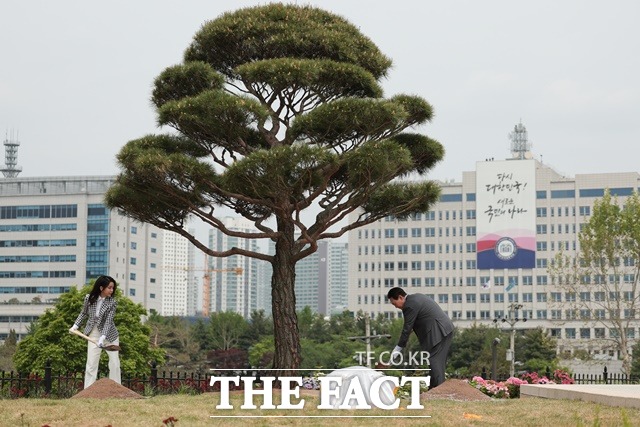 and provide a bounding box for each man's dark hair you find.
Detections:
[387,287,407,300]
